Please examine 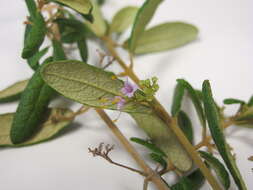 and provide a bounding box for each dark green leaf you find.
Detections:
[178,111,193,143]
[199,151,230,189]
[133,22,198,54]
[0,108,73,147]
[129,0,163,53]
[177,79,206,128]
[149,153,167,169]
[171,82,185,116]
[248,96,253,107]
[22,13,46,59]
[52,39,66,61]
[10,61,55,144]
[131,112,192,172]
[171,169,204,190]
[130,137,166,157]
[27,47,49,70]
[55,18,87,34]
[25,0,37,21]
[0,80,29,103]
[61,32,83,43]
[77,38,88,62]
[202,80,247,190]
[223,98,245,105]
